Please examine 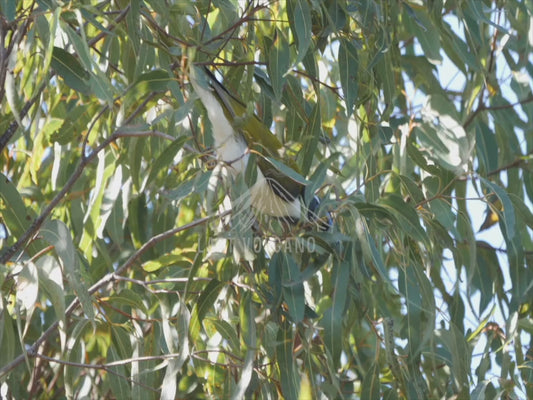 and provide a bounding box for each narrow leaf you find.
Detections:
[292,0,312,65]
[189,279,224,340]
[338,38,359,115]
[361,363,380,399]
[281,253,305,323]
[320,256,350,367]
[277,325,299,400]
[41,220,94,320]
[51,47,91,94]
[378,193,429,246]
[300,102,321,175]
[0,173,34,239]
[36,255,66,324]
[268,30,290,102]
